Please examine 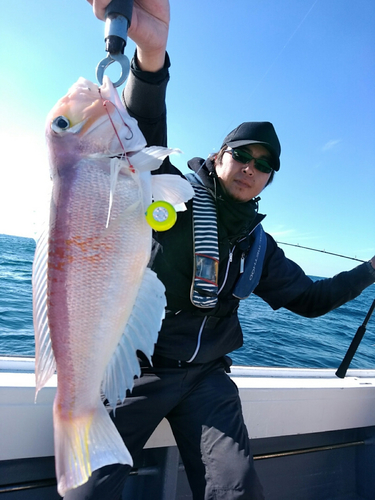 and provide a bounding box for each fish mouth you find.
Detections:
[81,111,134,145]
